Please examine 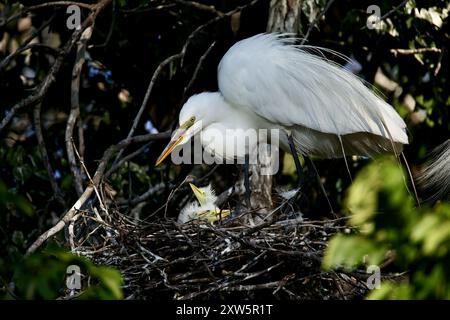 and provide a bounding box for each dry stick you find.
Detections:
[0,0,113,134]
[66,27,94,196]
[175,0,224,16]
[77,117,85,161]
[26,131,170,255]
[0,43,59,71]
[72,139,110,218]
[3,1,94,28]
[300,0,336,45]
[105,142,152,178]
[390,47,442,56]
[360,0,408,31]
[0,14,57,71]
[33,103,65,205]
[182,41,216,101]
[112,53,182,165]
[92,0,116,49]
